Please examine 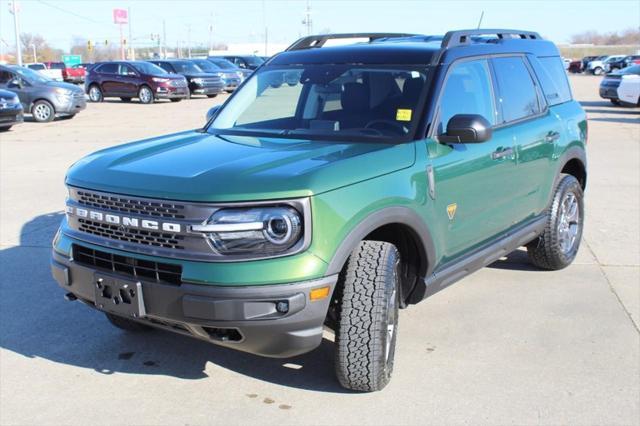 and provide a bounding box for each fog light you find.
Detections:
[276,301,289,313]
